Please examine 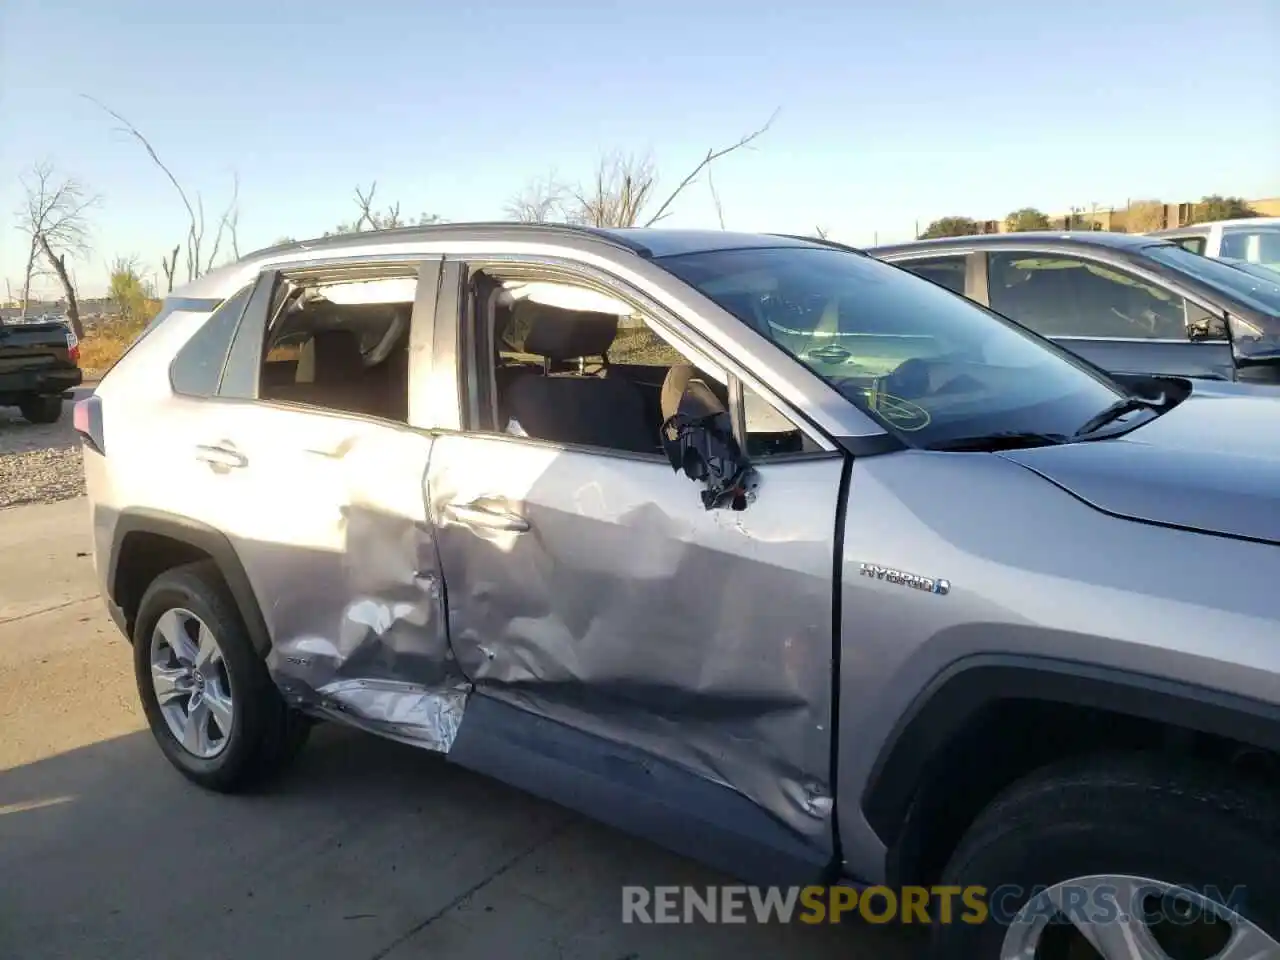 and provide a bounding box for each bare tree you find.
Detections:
[325,181,439,235]
[160,245,181,294]
[506,109,778,229]
[202,172,240,272]
[504,171,569,223]
[15,161,99,336]
[84,95,240,283]
[570,152,658,227]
